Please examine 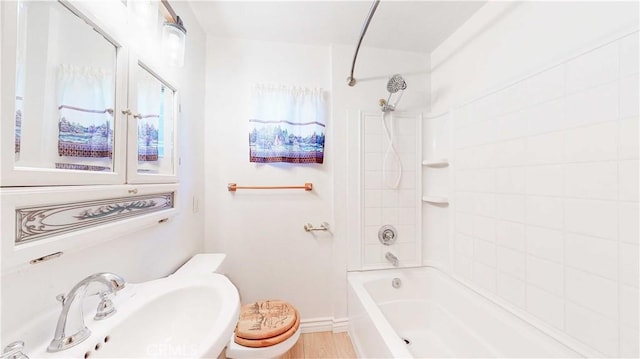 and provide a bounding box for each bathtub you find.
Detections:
[348,267,581,358]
